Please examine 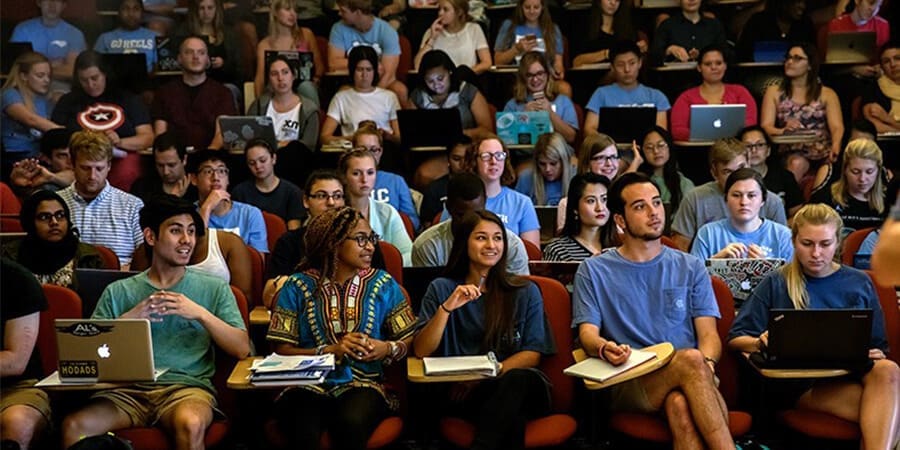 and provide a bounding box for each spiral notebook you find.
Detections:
[564,348,657,383]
